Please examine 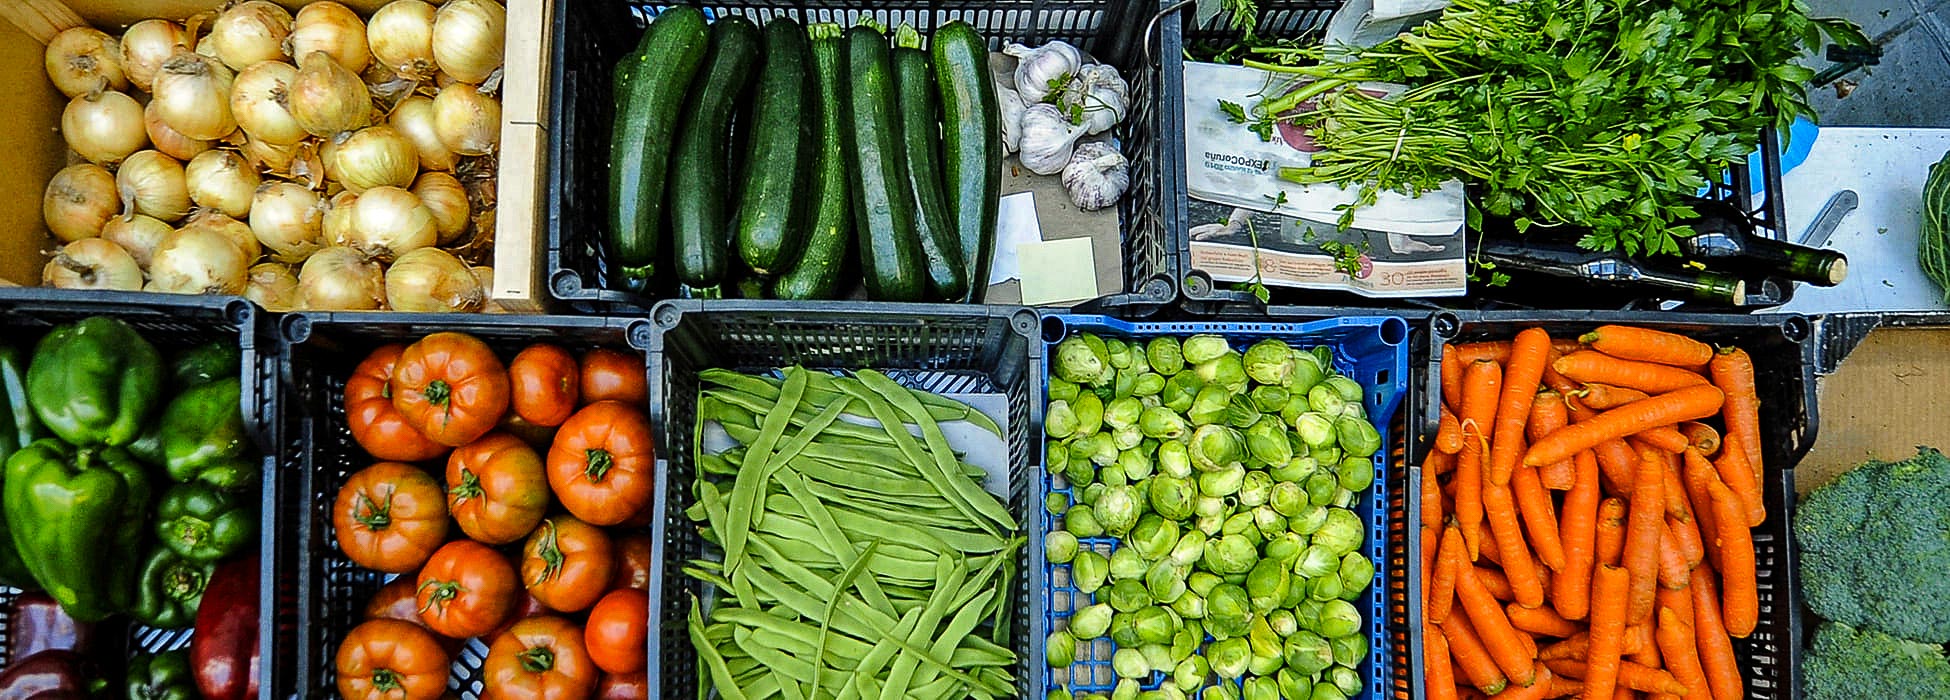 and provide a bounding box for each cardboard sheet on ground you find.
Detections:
[1803,327,1950,493]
